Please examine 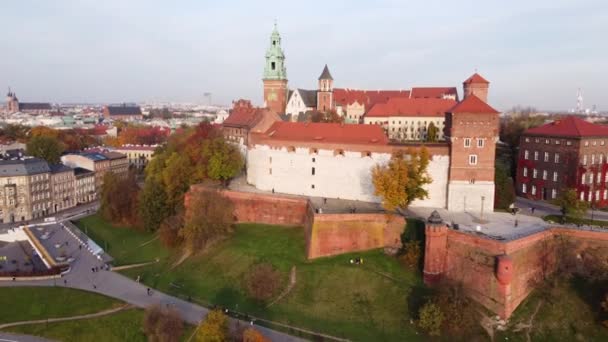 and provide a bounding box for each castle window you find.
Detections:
[582,155,587,165]
[552,189,557,199]
[312,167,315,175]
[522,183,527,193]
[534,151,539,160]
[287,146,295,153]
[585,141,589,146]
[311,184,315,189]
[477,138,485,148]
[545,139,550,144]
[464,138,471,148]
[312,158,316,162]
[523,167,528,177]
[335,149,345,156]
[553,171,558,182]
[555,140,560,145]
[588,191,592,202]
[525,137,530,142]
[580,191,585,201]
[524,150,529,160]
[269,157,272,164]
[310,148,318,154]
[468,155,478,165]
[604,189,608,200]
[581,173,586,184]
[554,153,560,163]
[592,154,596,164]
[269,168,272,175]
[567,141,572,146]
[533,168,538,178]
[593,141,597,146]
[531,185,537,196]
[544,152,549,162]
[542,170,547,180]
[361,151,372,158]
[273,40,276,46]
